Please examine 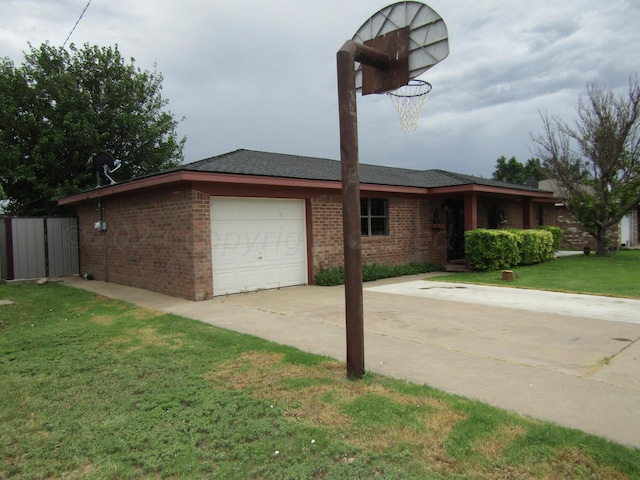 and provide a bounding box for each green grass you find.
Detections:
[1,282,639,479]
[436,249,640,299]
